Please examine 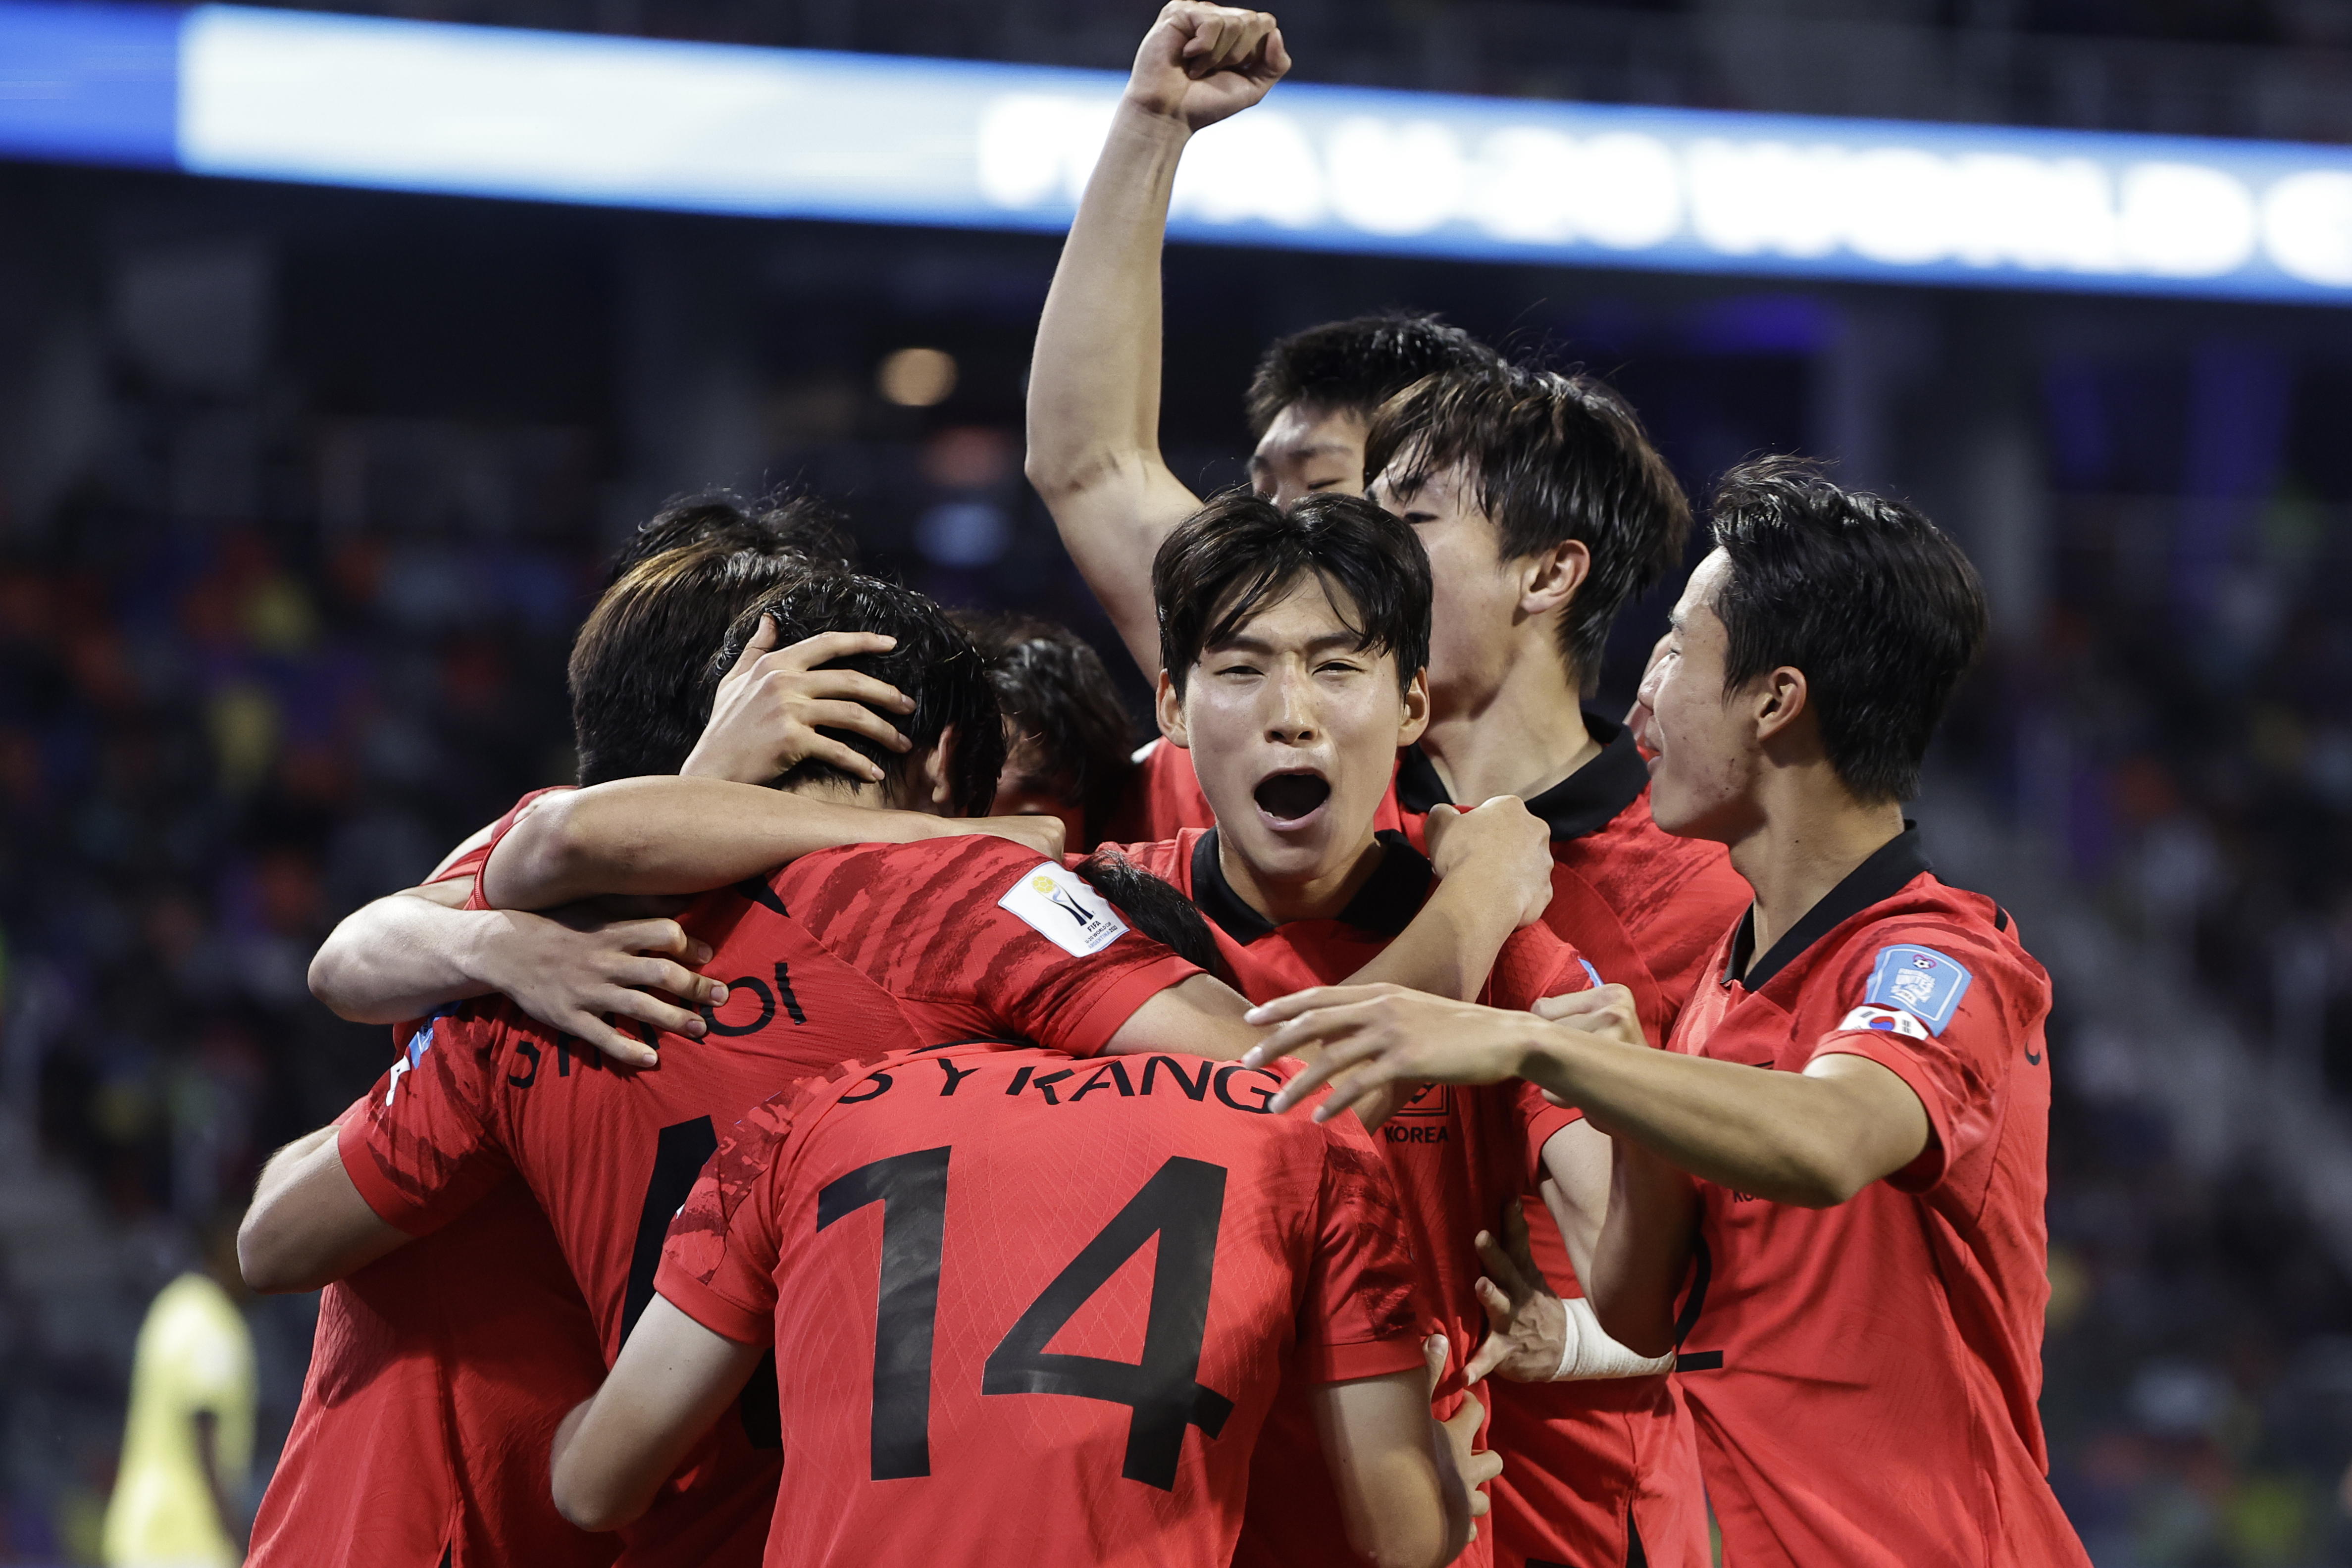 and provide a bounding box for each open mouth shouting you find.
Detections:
[1253,769,1332,830]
